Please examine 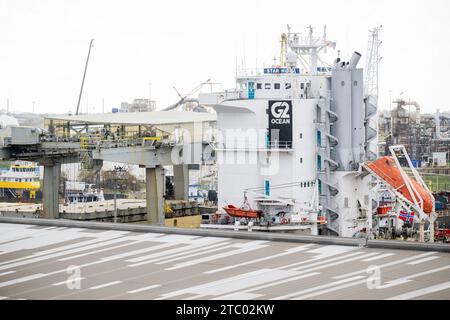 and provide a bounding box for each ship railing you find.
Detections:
[223,90,244,101]
[208,141,294,152]
[236,68,264,77]
[86,133,176,151]
[267,141,293,149]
